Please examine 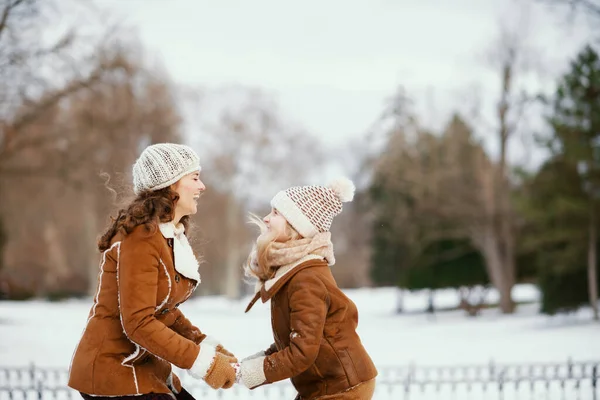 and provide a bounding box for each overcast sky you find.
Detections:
[79,0,593,175]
